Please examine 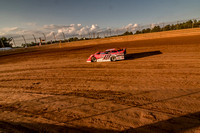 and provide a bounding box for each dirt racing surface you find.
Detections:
[0,29,200,133]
